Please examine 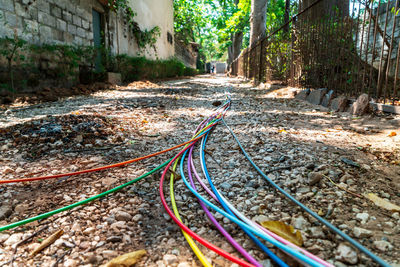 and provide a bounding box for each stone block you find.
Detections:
[371,103,400,115]
[15,2,28,17]
[306,88,328,105]
[38,11,55,26]
[321,89,334,107]
[39,24,52,43]
[330,96,348,112]
[107,72,122,85]
[74,35,83,45]
[50,4,61,18]
[36,0,50,13]
[295,88,310,100]
[82,19,89,30]
[73,15,81,27]
[76,27,86,38]
[57,18,66,31]
[350,94,370,116]
[67,24,77,35]
[86,31,93,40]
[63,31,73,42]
[23,19,39,35]
[63,10,72,22]
[0,0,14,12]
[51,28,64,41]
[5,11,18,27]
